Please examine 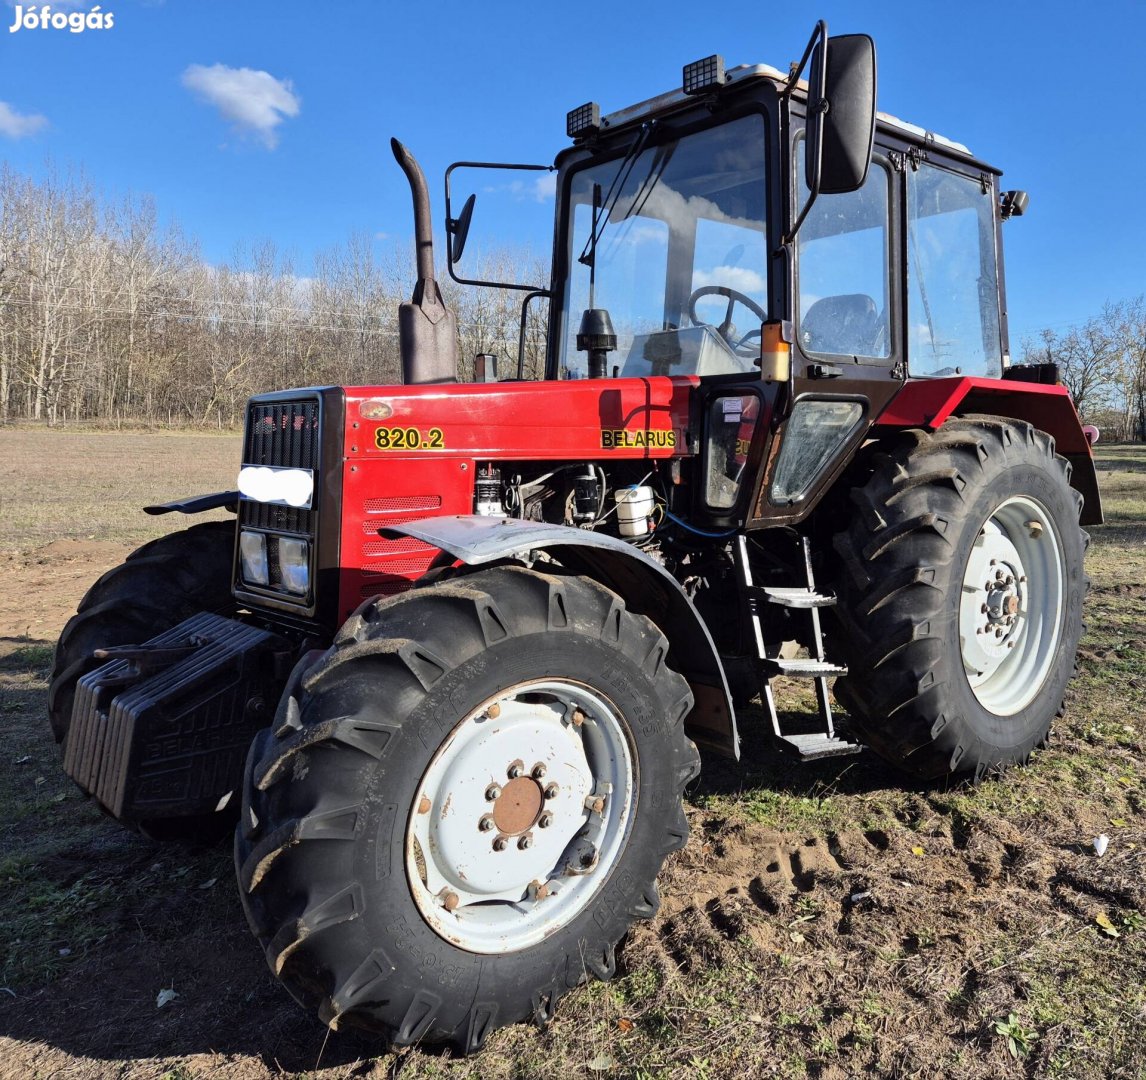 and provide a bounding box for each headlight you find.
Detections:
[239,530,268,586]
[278,537,310,596]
